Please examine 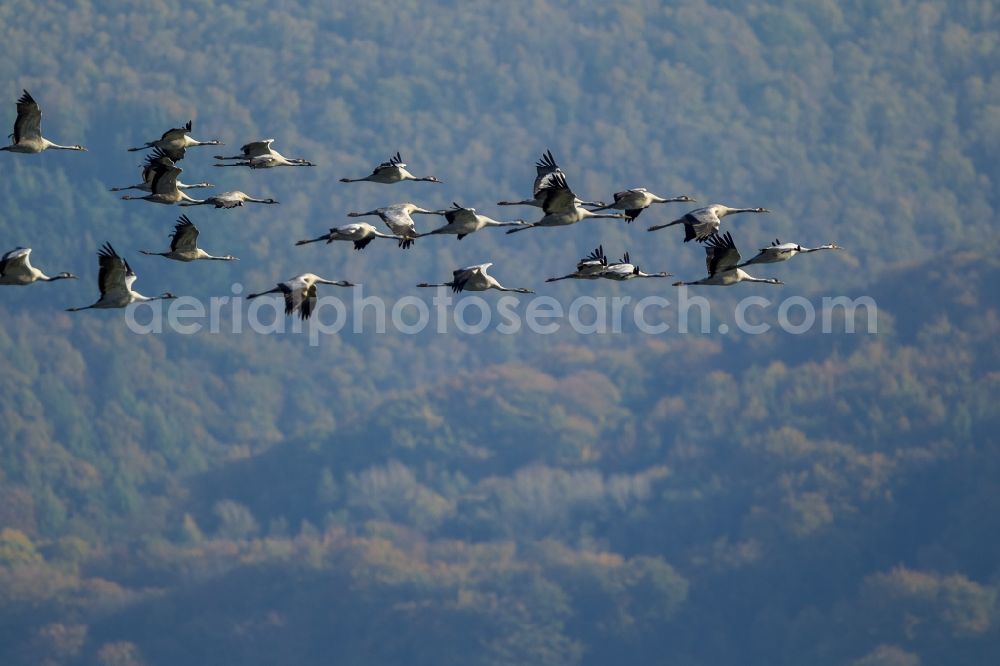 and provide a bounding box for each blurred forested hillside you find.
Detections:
[0,1,997,665]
